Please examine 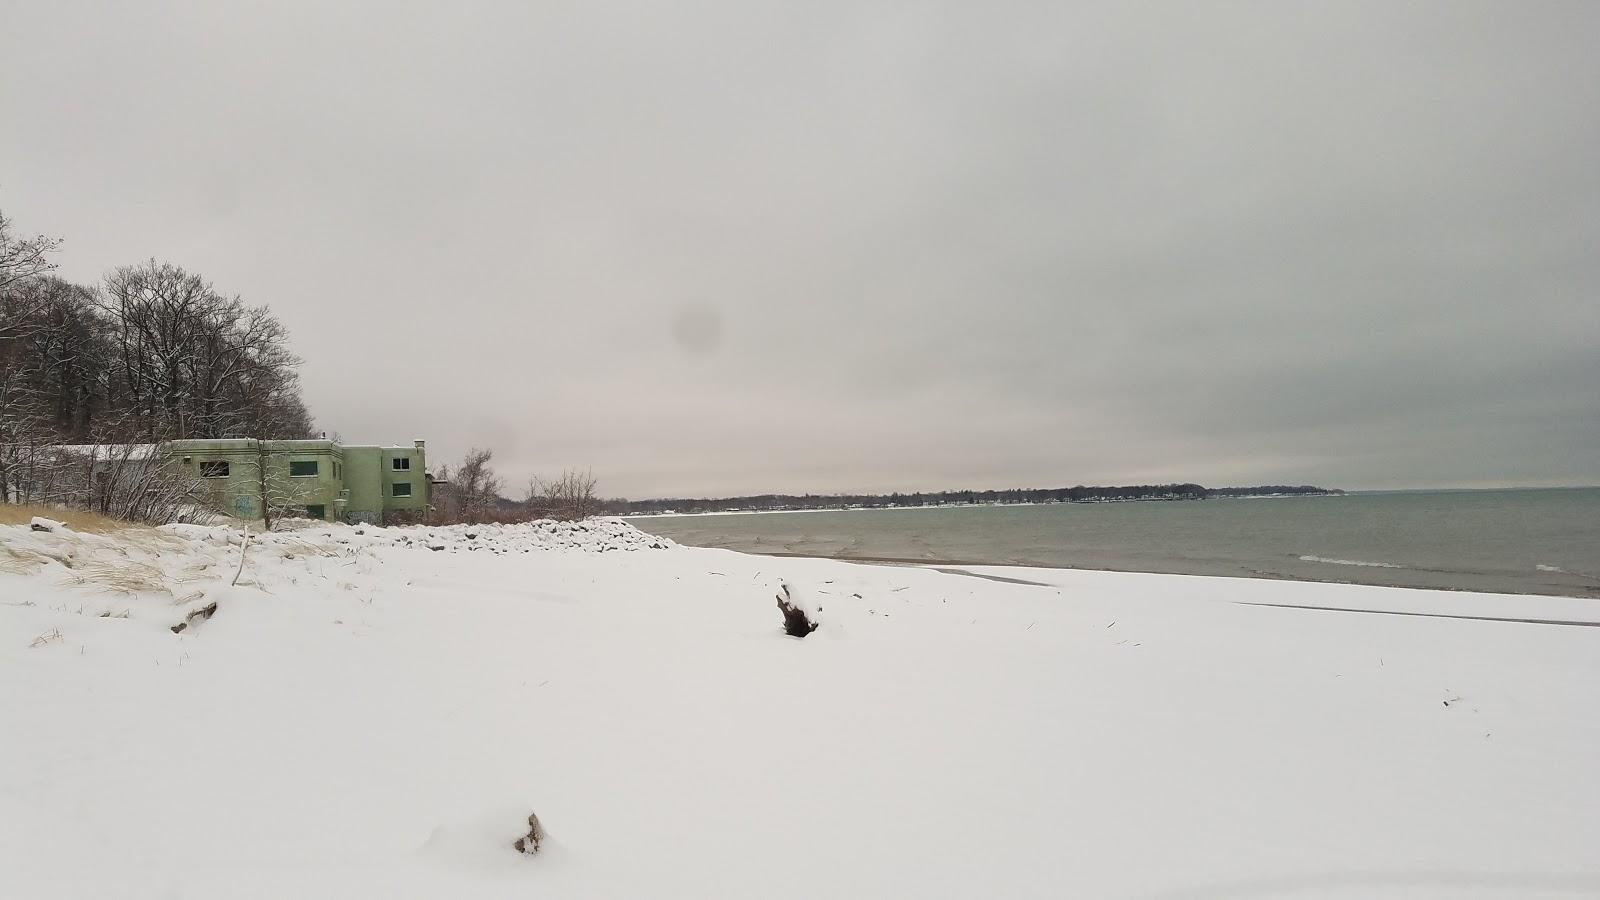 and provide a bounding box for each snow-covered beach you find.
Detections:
[3,517,1598,899]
